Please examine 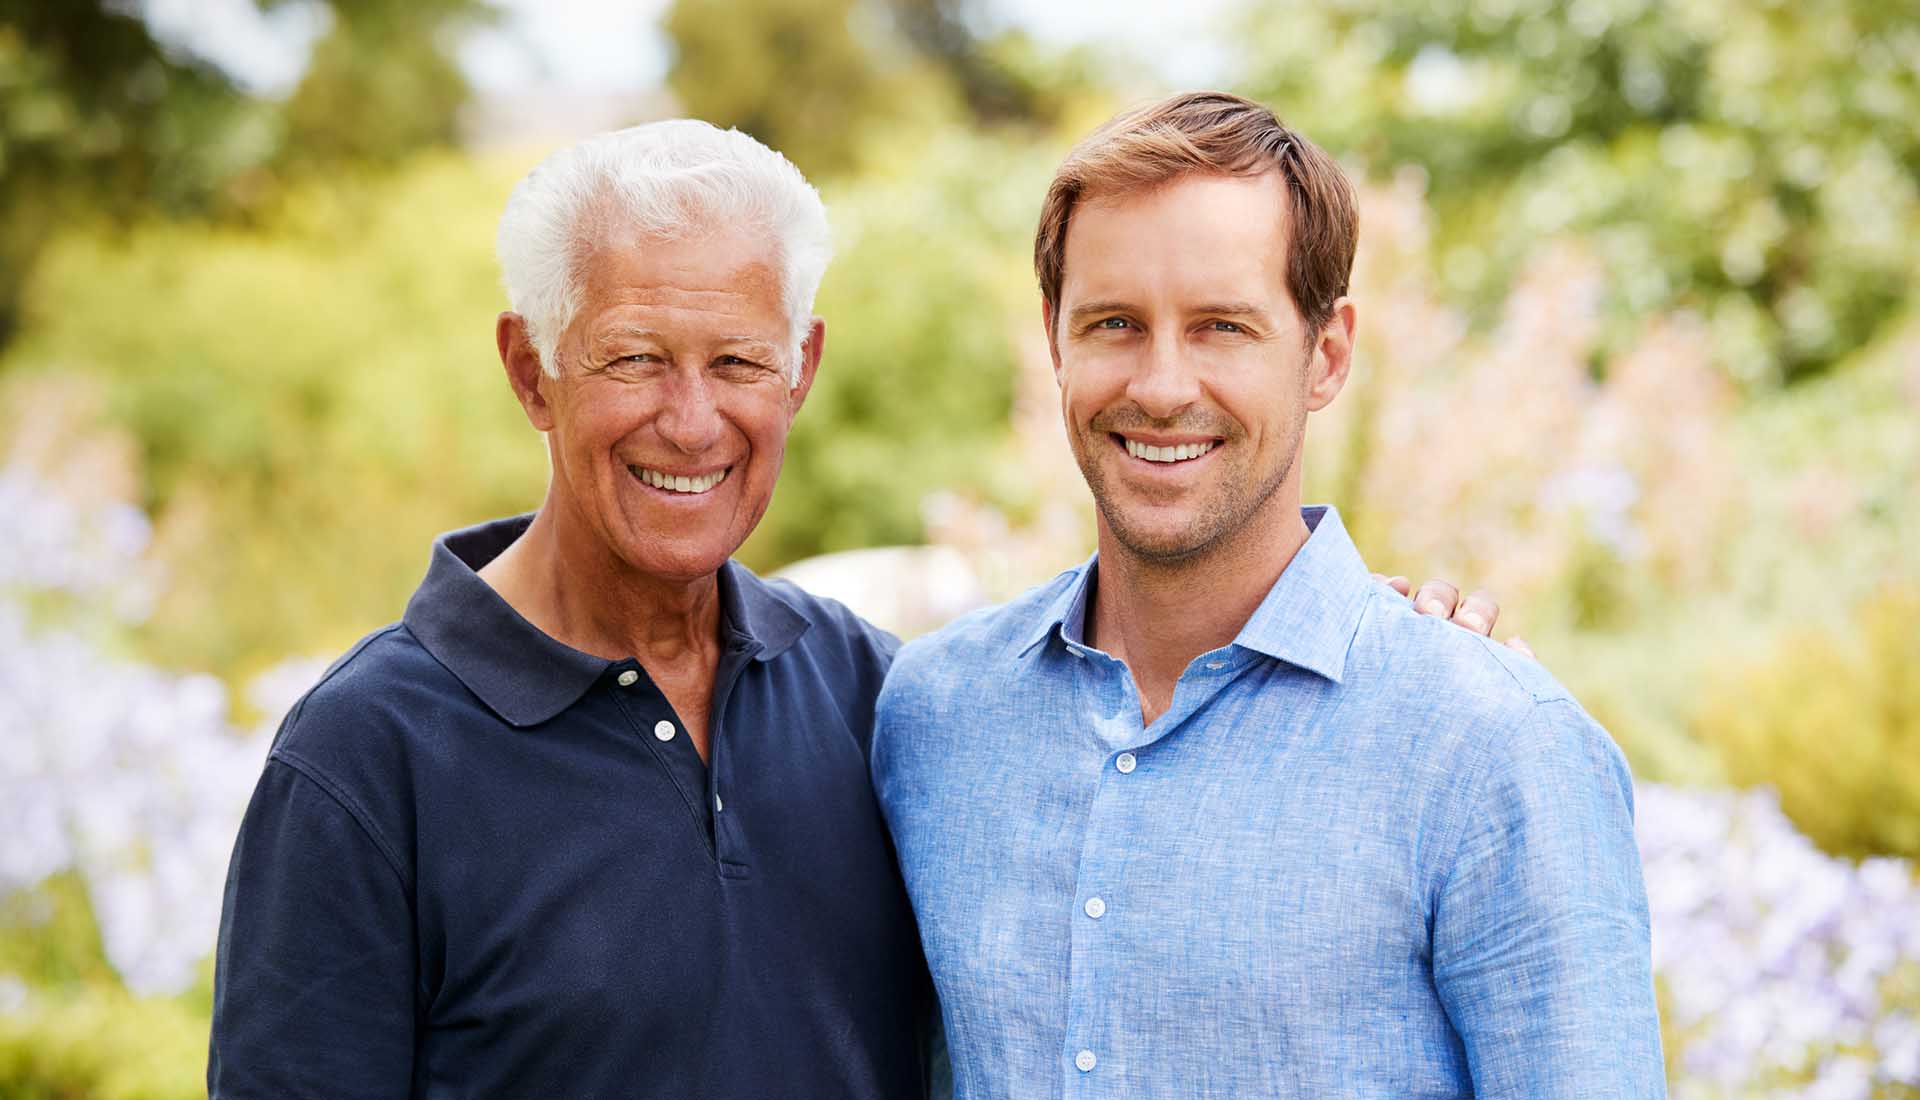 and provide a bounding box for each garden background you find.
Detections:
[2,0,1918,1094]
